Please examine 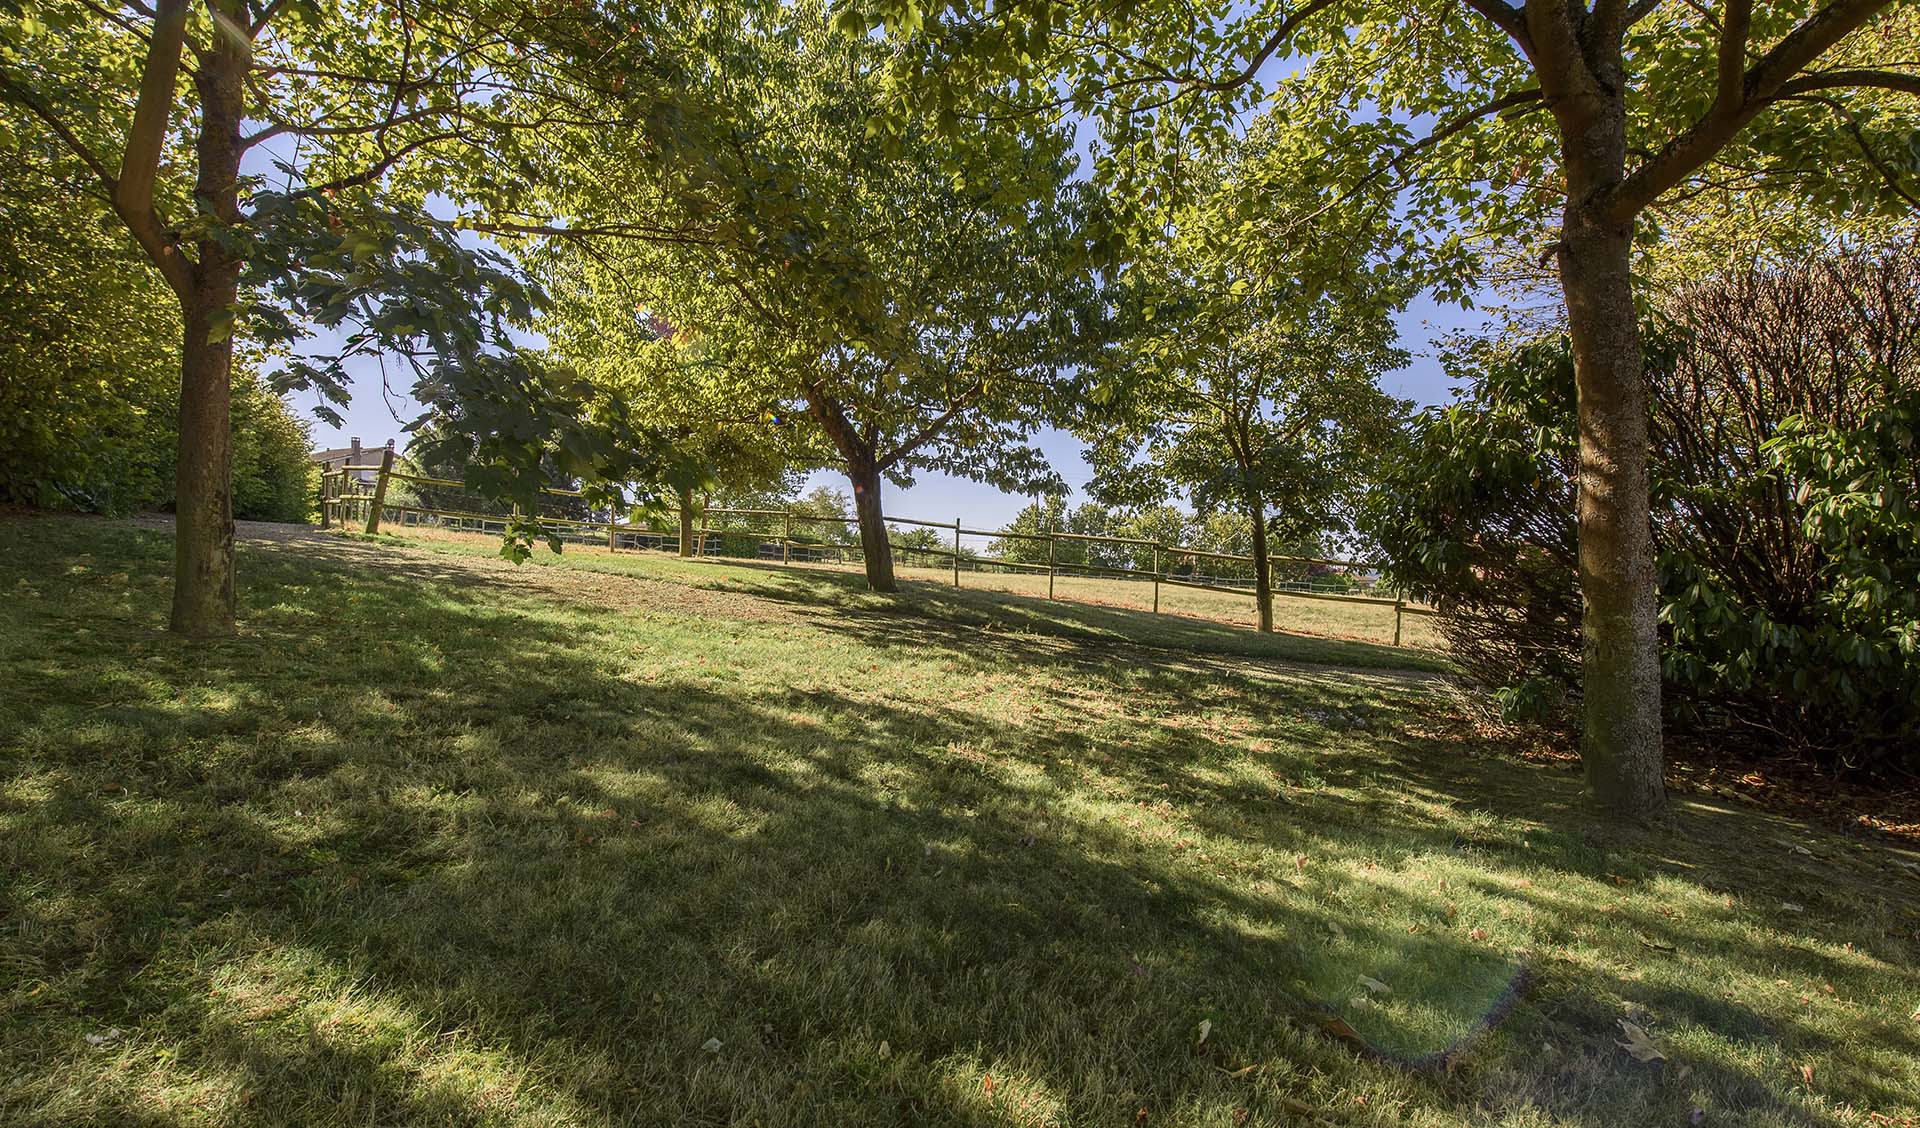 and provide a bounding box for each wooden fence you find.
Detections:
[319,458,1438,646]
